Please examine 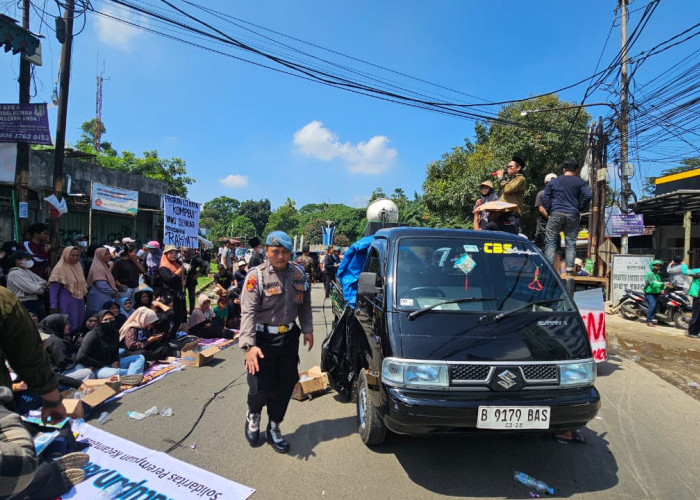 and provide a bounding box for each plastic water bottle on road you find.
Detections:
[513,471,554,495]
[127,411,146,420]
[97,411,110,424]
